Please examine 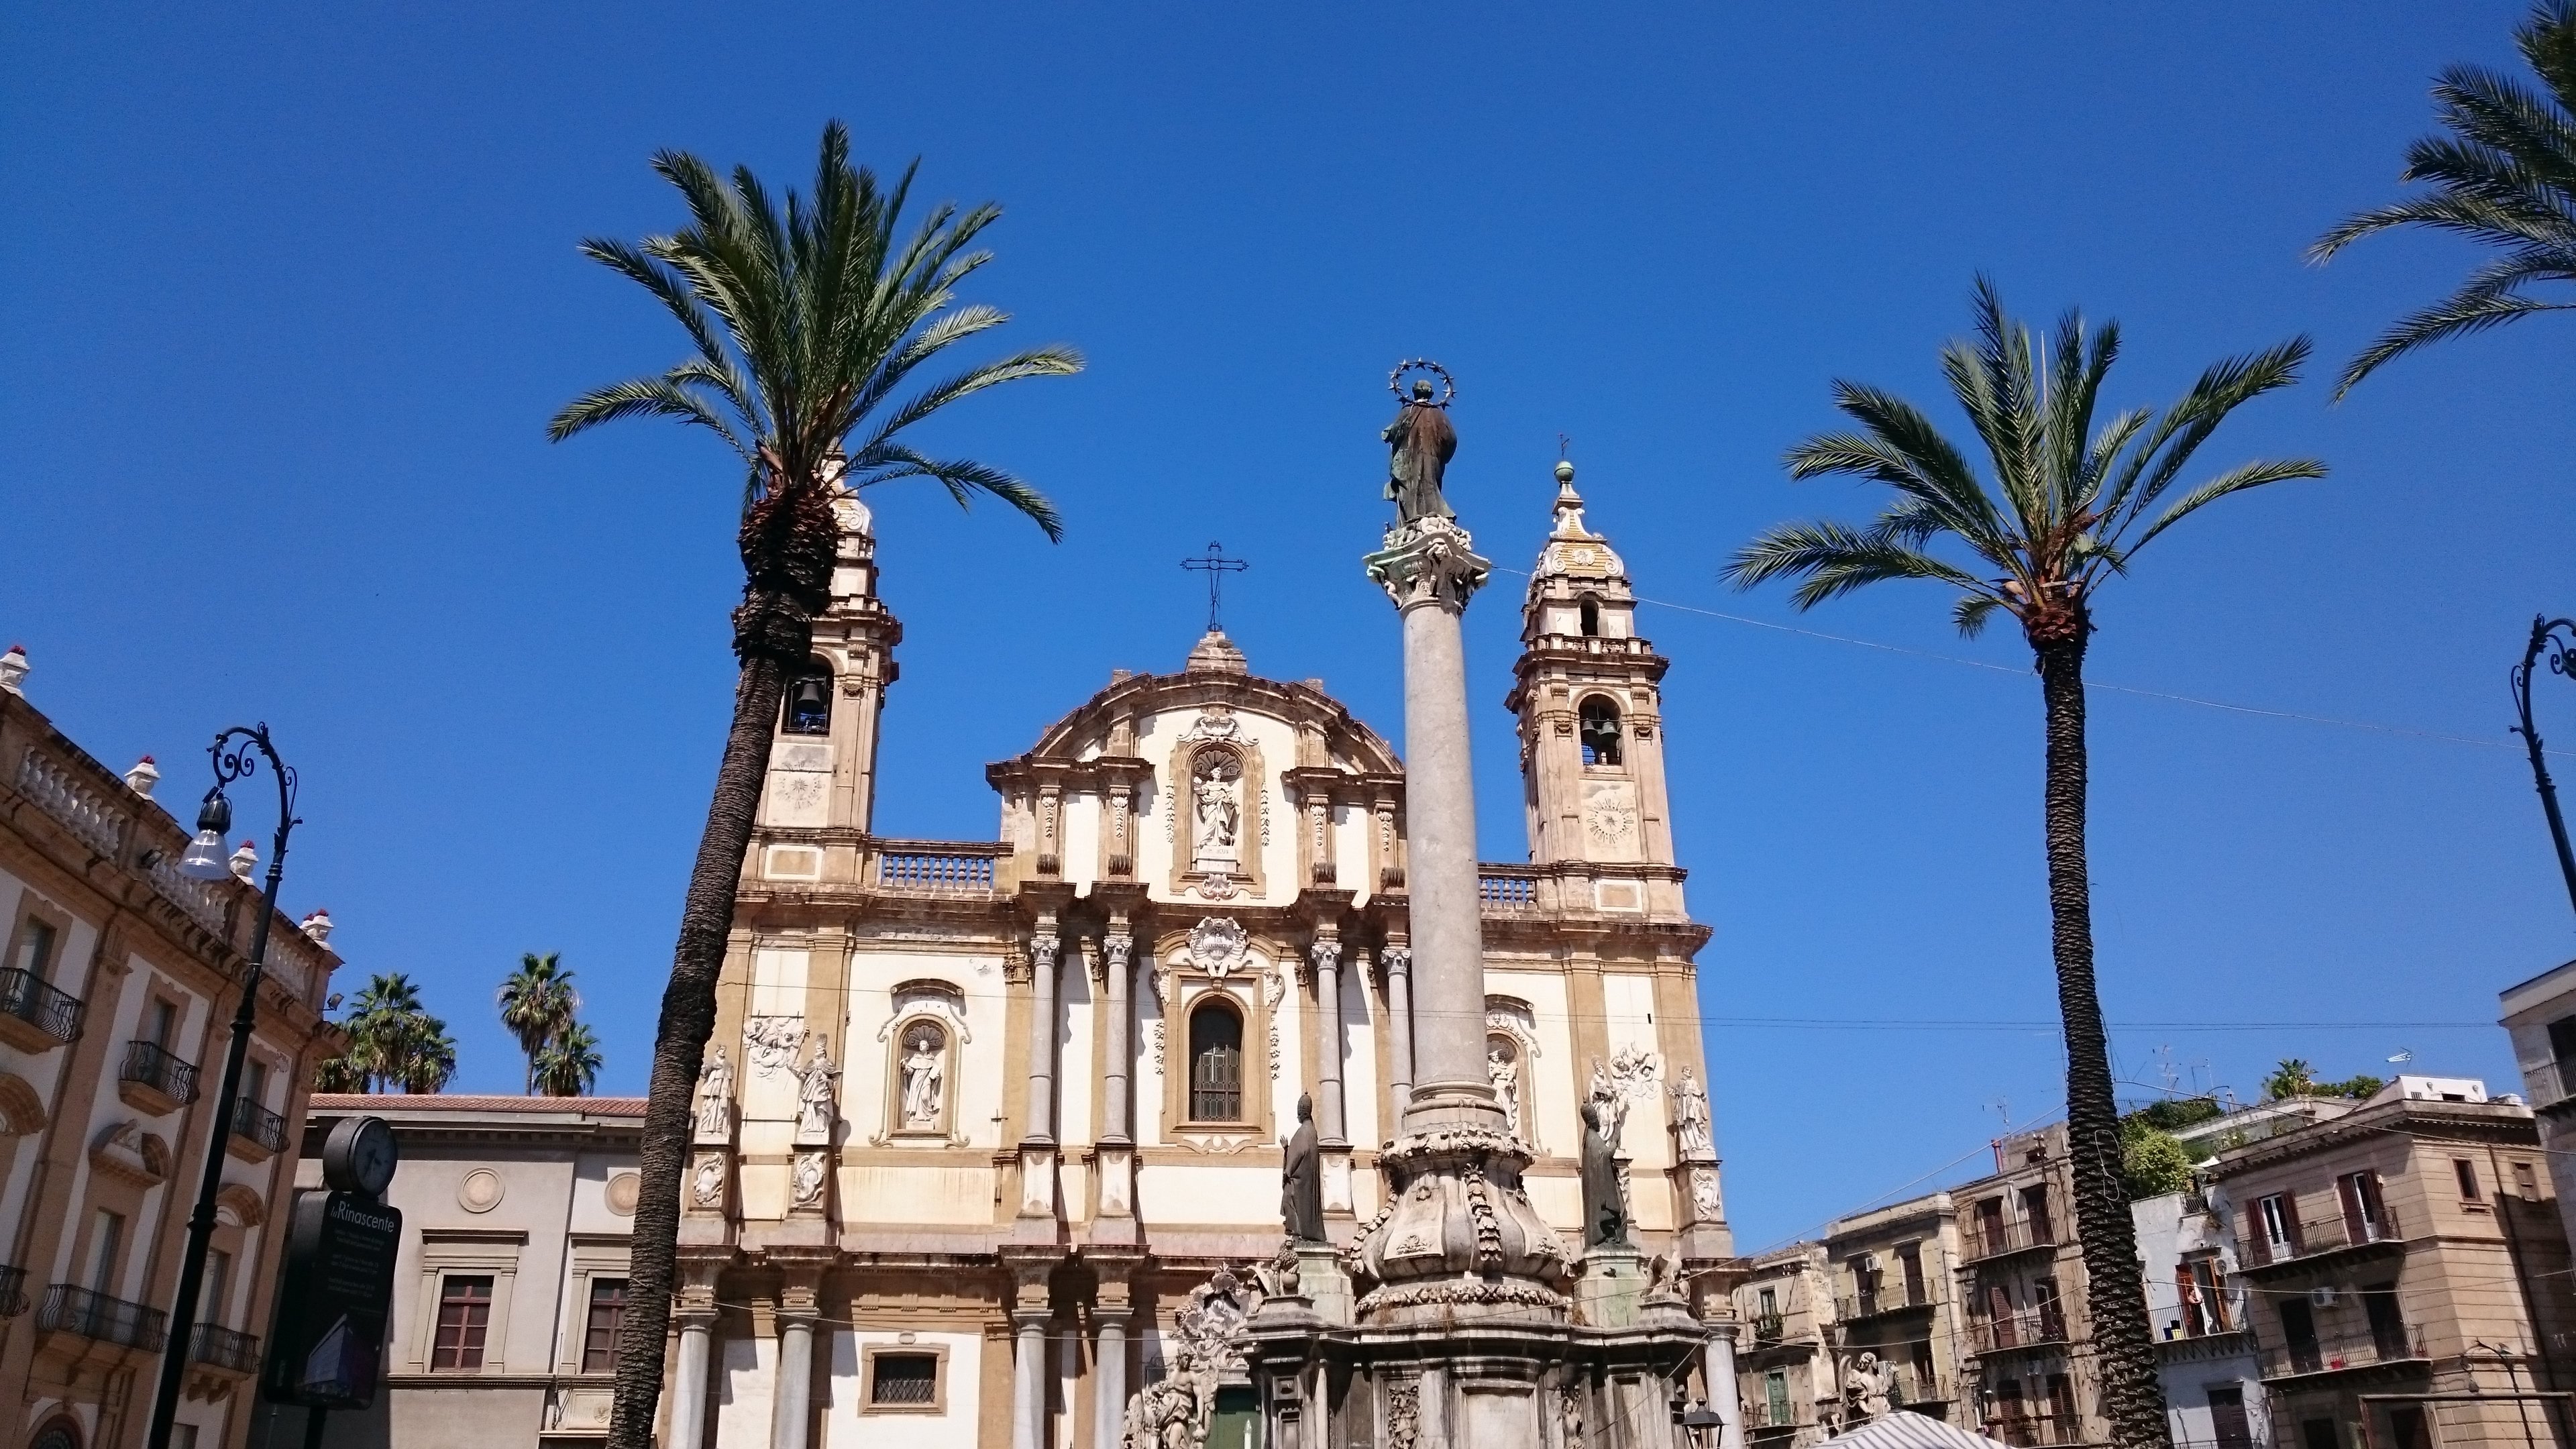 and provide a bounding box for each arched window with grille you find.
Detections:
[1578,696,1623,767]
[1188,1000,1244,1122]
[782,658,834,736]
